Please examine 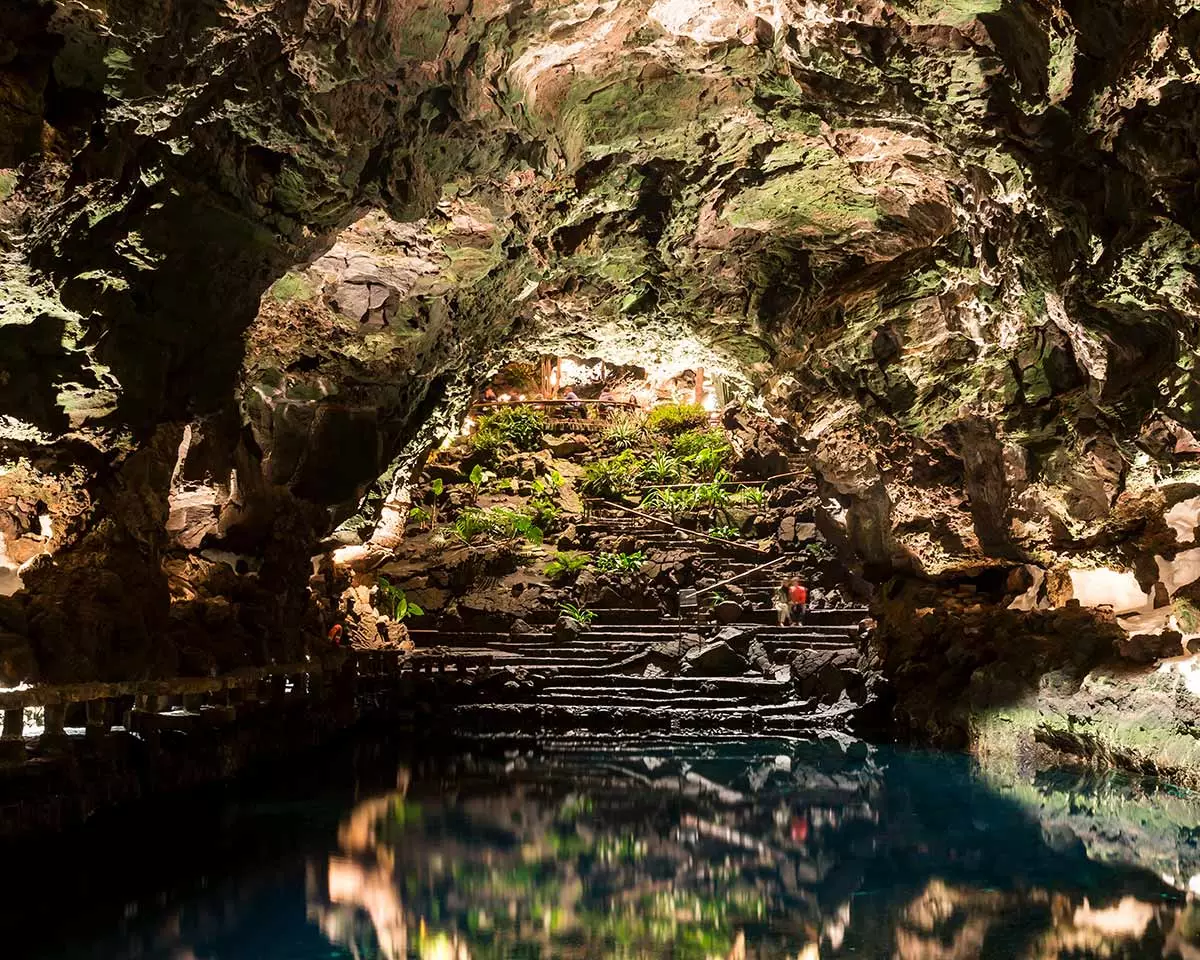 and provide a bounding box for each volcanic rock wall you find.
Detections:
[1,1,1198,683]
